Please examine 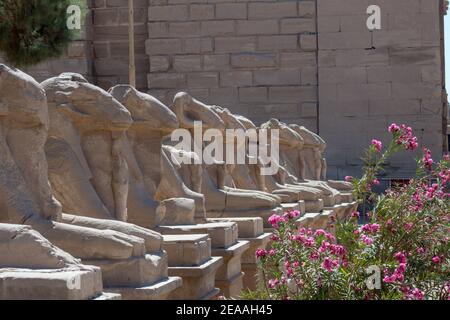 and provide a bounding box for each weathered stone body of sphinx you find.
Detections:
[0,65,143,260]
[170,93,282,221]
[111,86,262,298]
[288,124,354,193]
[261,119,358,225]
[0,223,118,300]
[163,93,274,292]
[39,72,181,299]
[109,85,225,299]
[0,64,156,299]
